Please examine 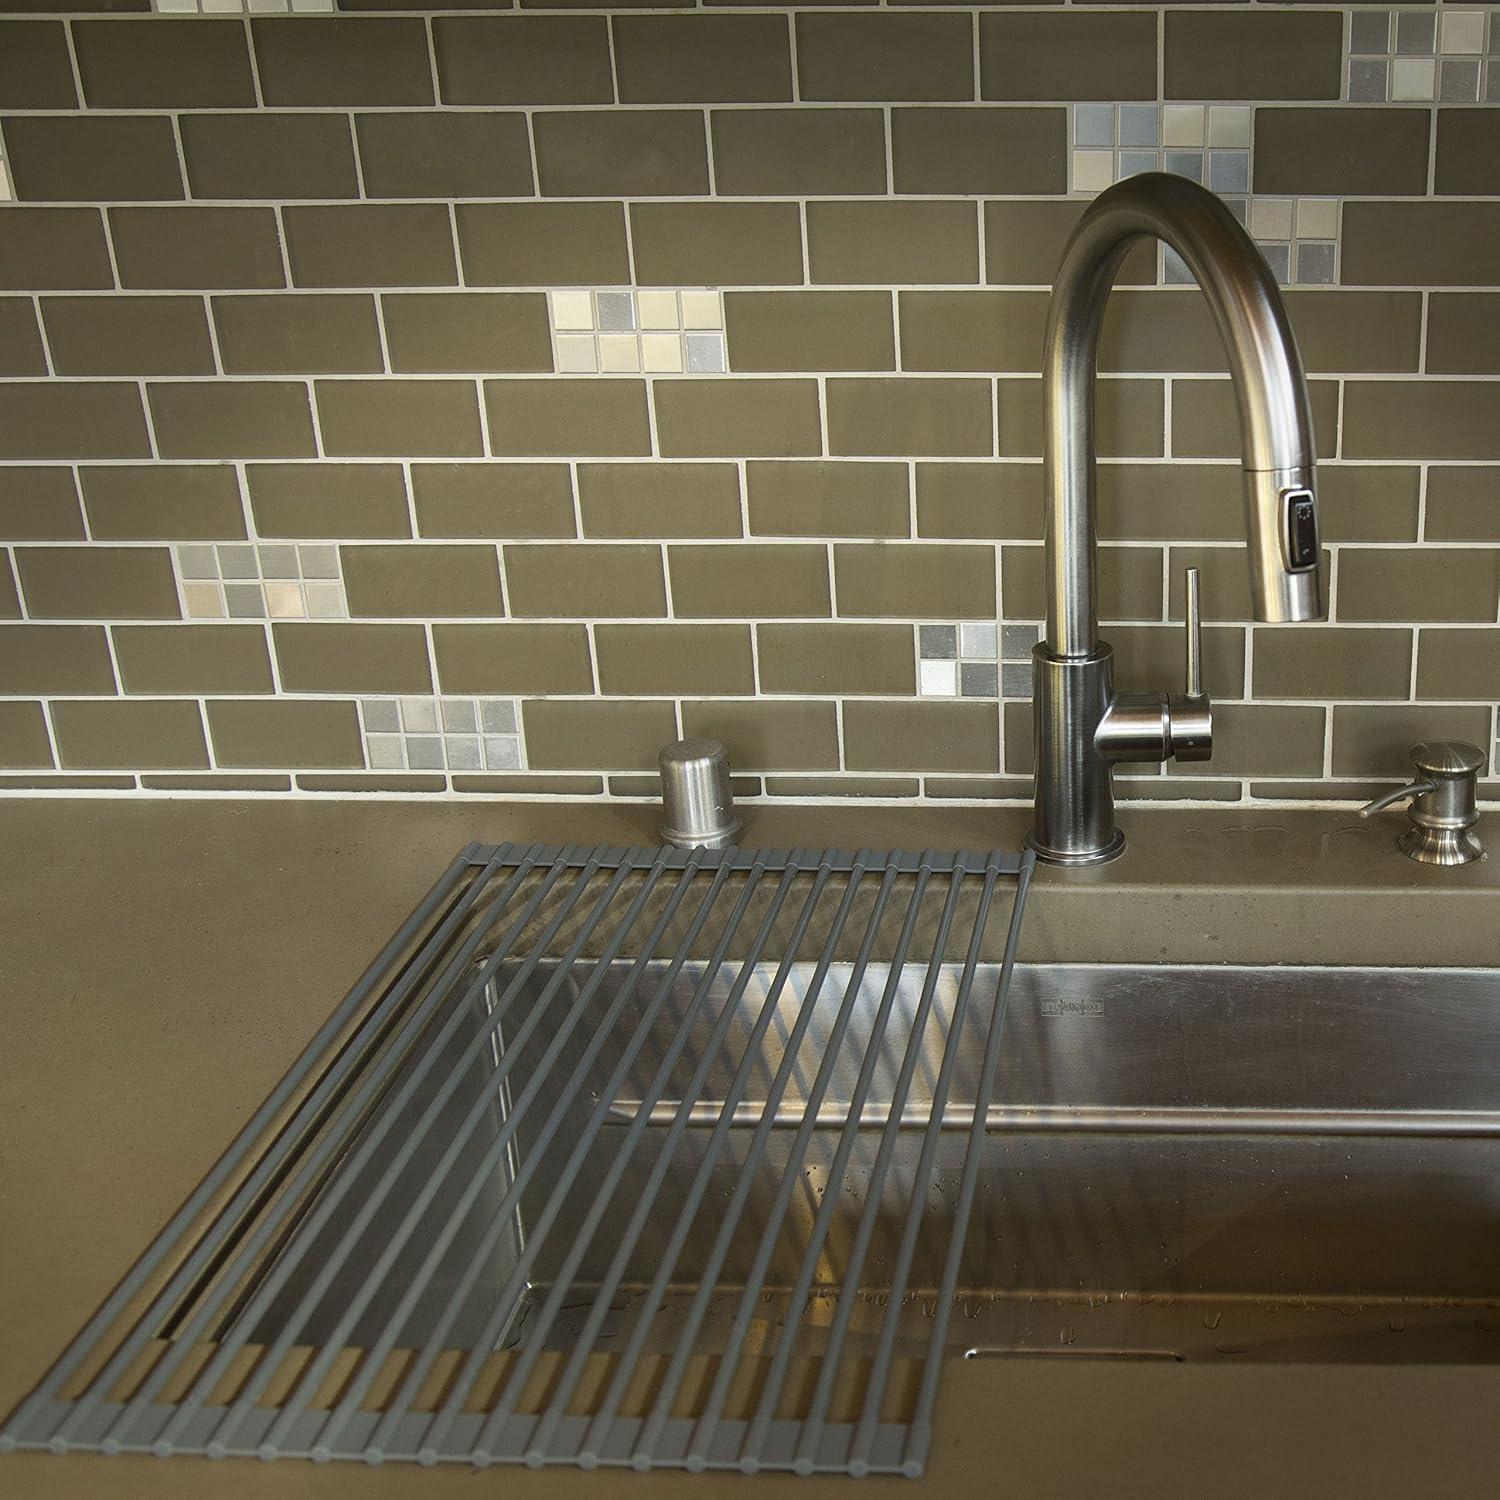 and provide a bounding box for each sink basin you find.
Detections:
[262,959,1500,1367]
